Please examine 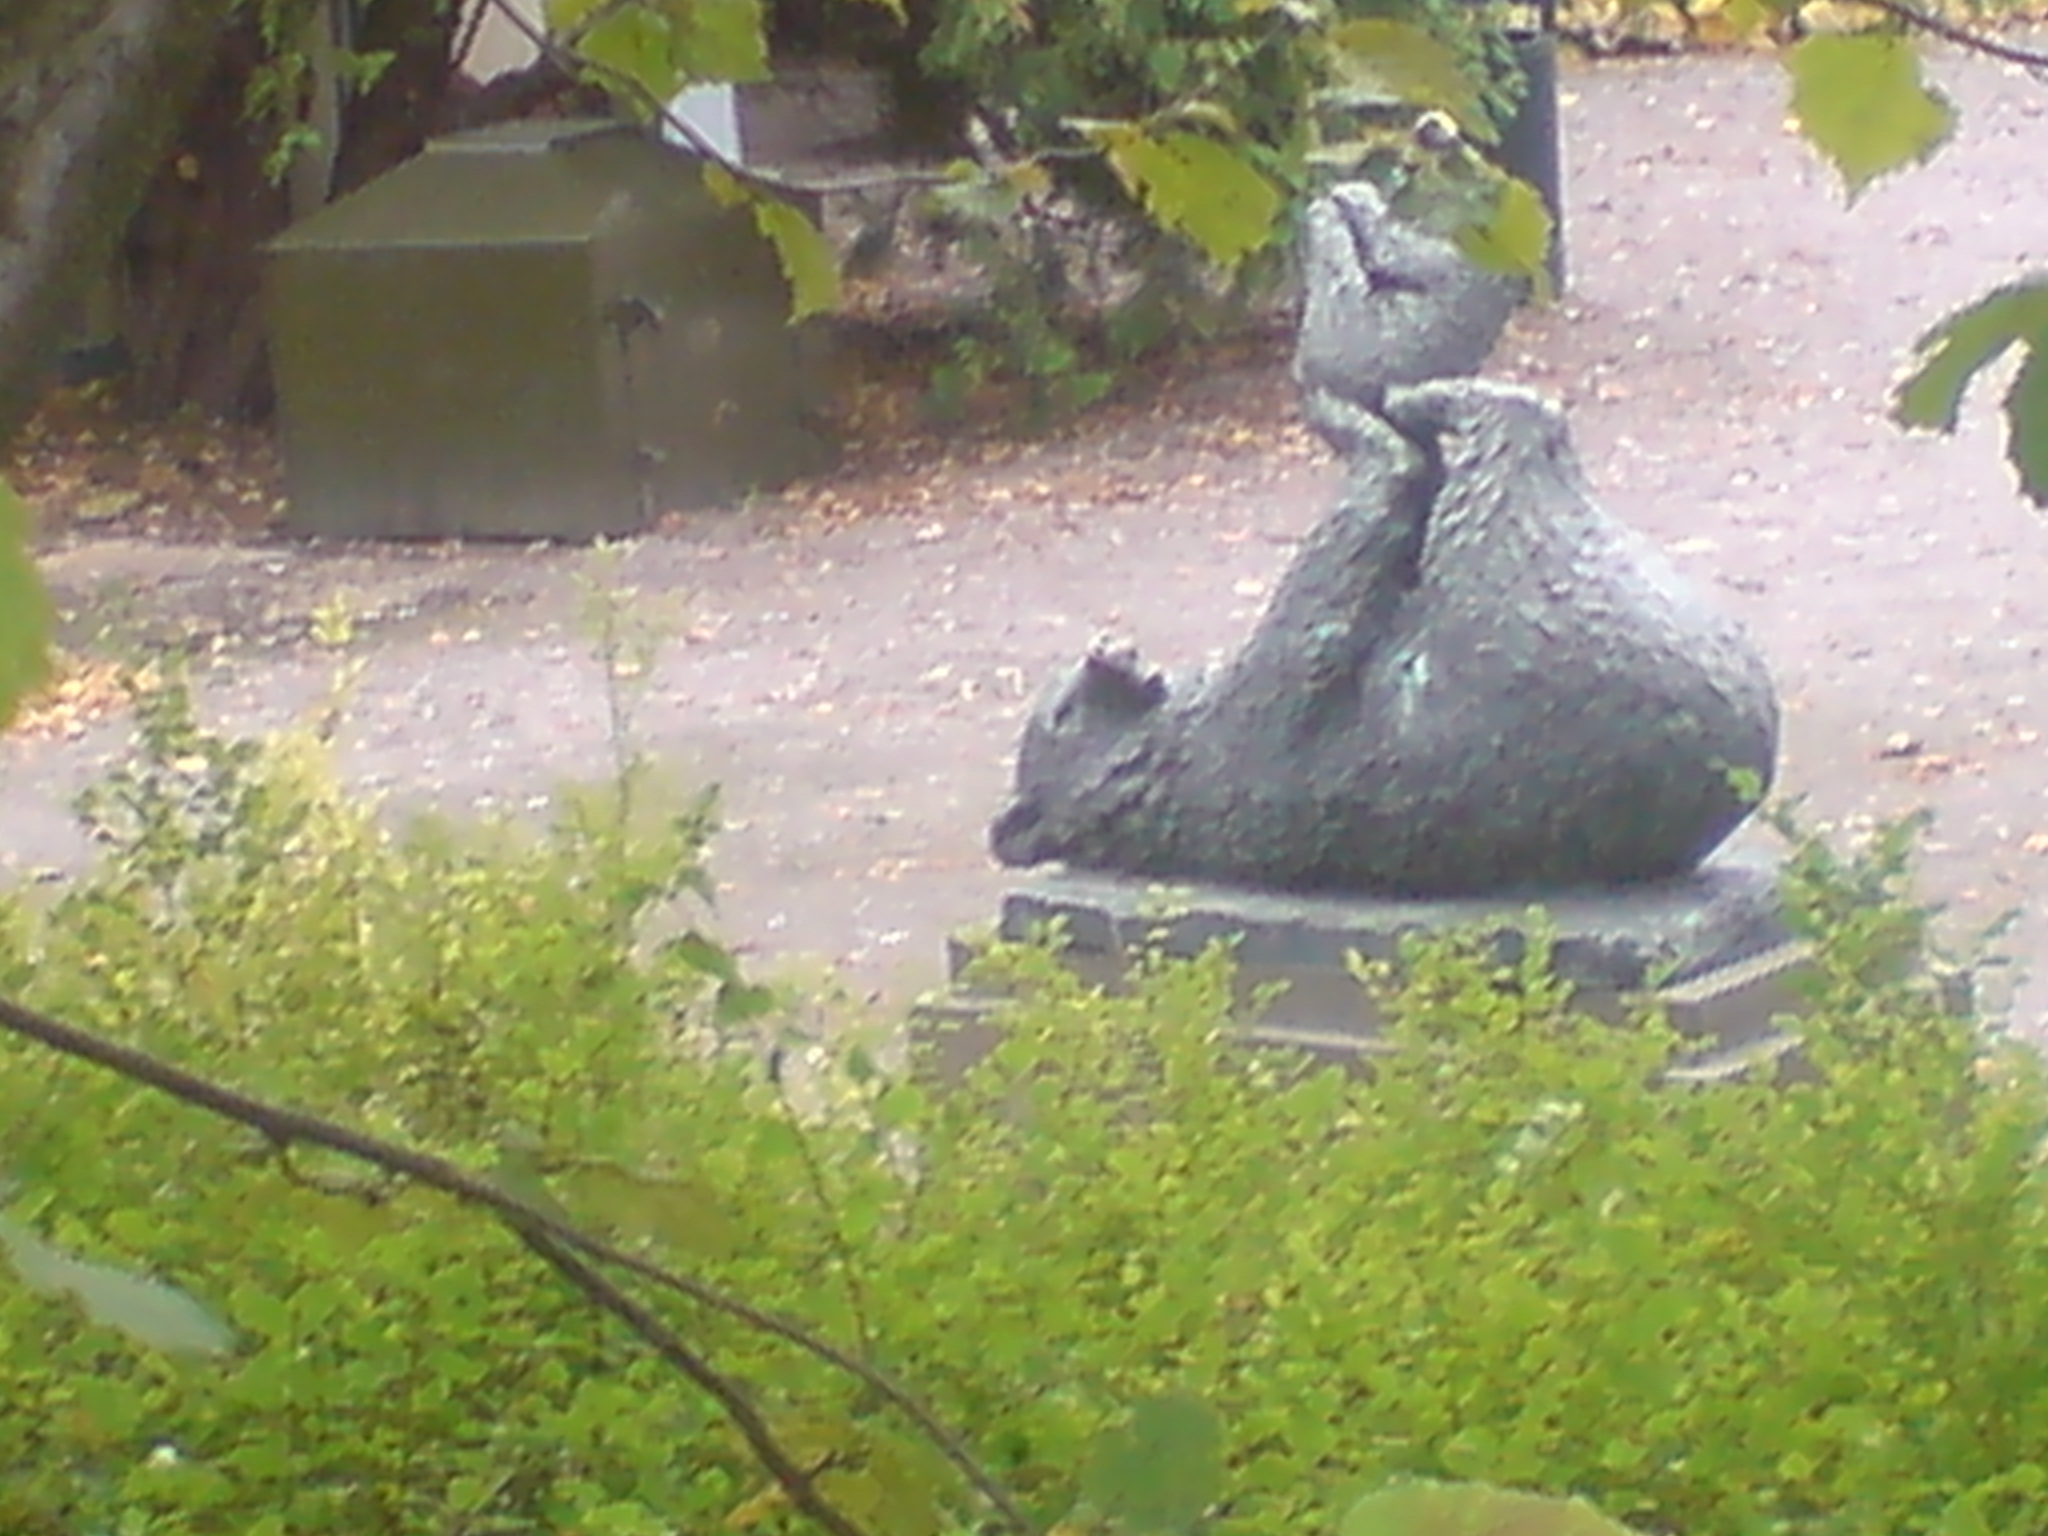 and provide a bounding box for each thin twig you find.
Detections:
[1852,0,2048,69]
[516,1222,869,1536]
[0,991,1038,1536]
[474,0,956,196]
[454,0,492,71]
[770,1048,879,1356]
